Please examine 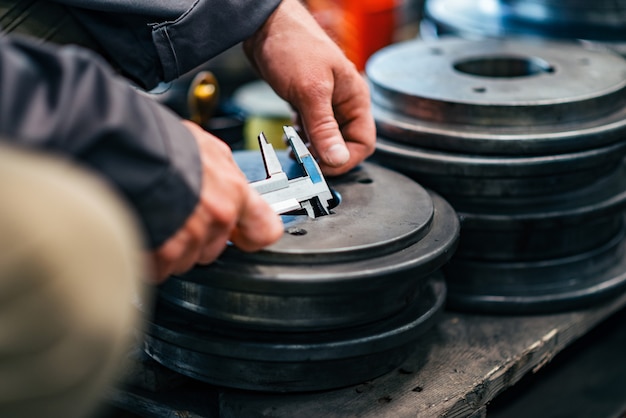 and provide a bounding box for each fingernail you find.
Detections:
[325,143,350,166]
